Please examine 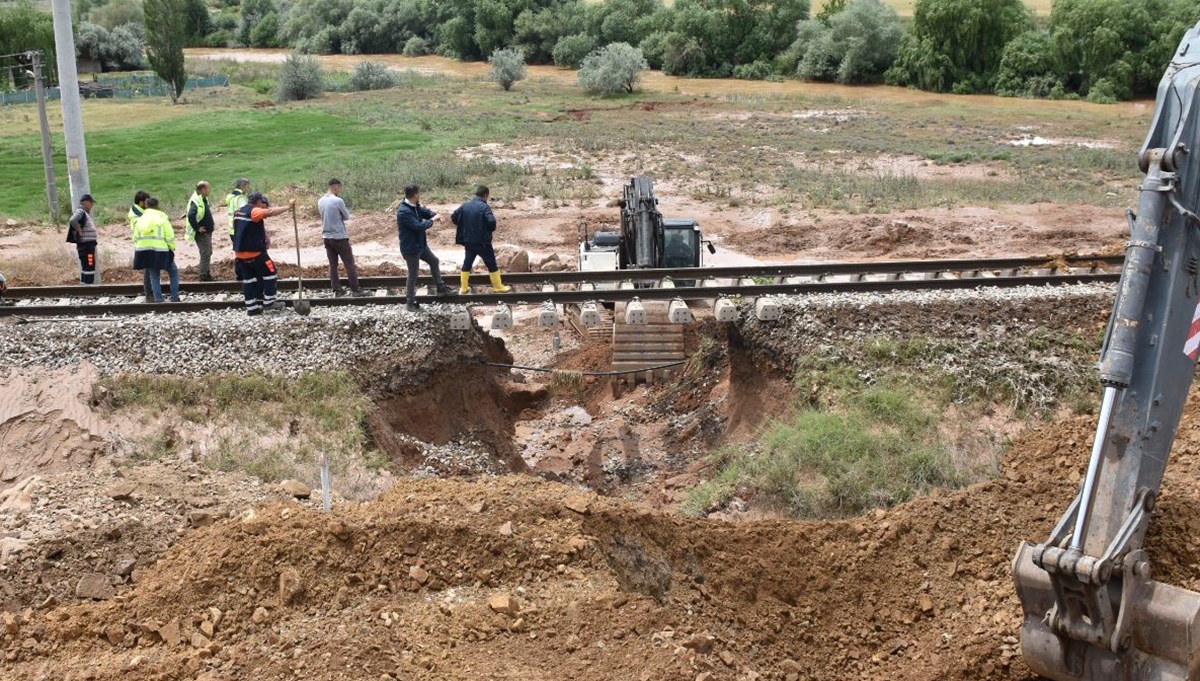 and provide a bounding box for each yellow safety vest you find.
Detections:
[225,190,247,236]
[187,192,208,242]
[133,208,176,253]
